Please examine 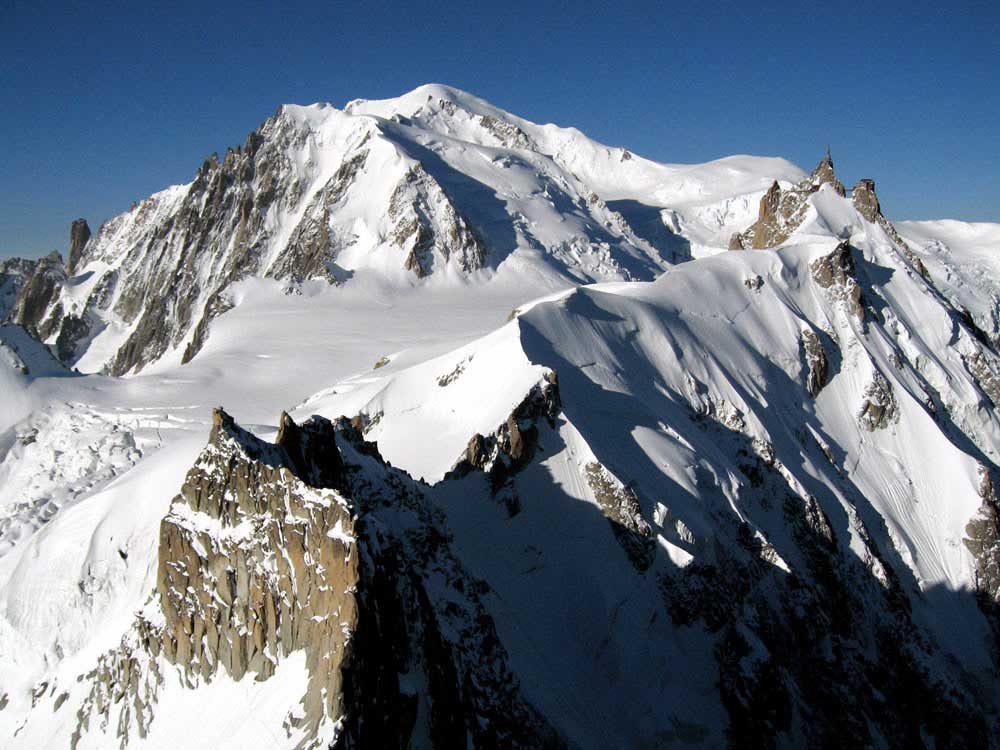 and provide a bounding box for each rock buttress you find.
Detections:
[73,408,563,749]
